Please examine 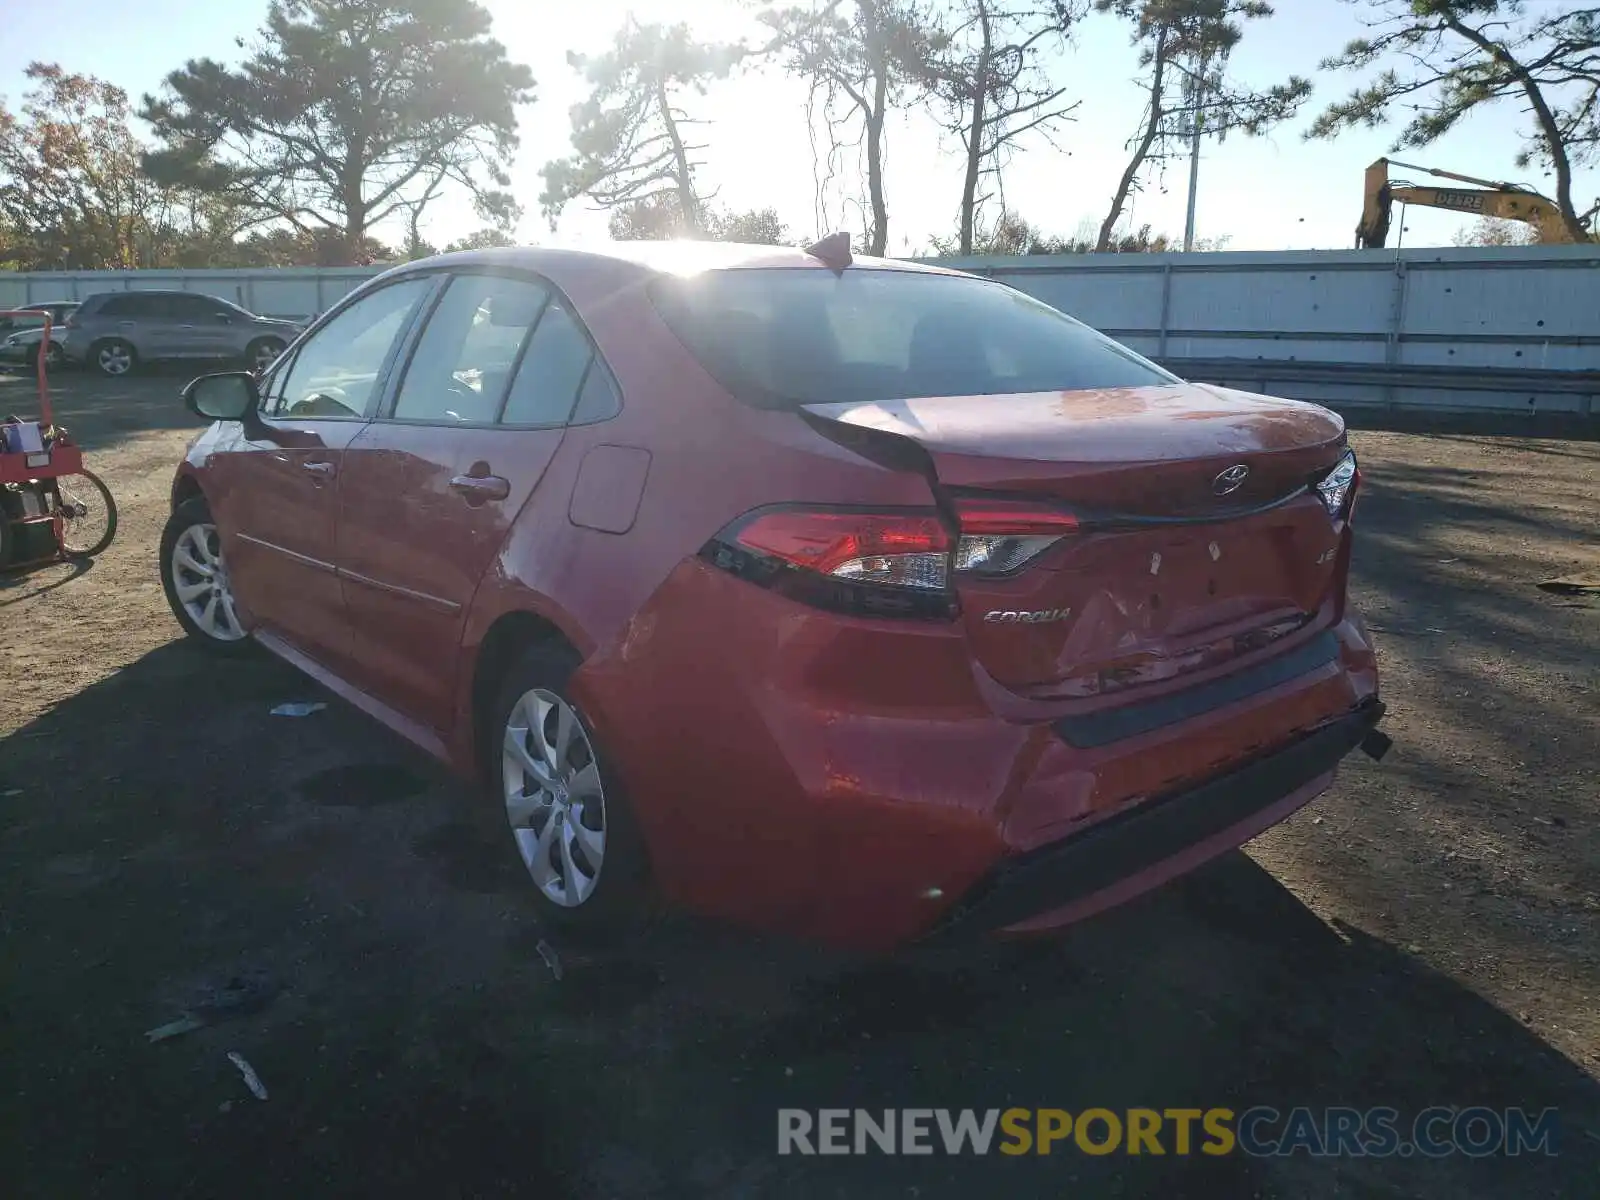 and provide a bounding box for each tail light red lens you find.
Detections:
[704,498,1080,617]
[733,509,950,584]
[953,496,1078,577]
[703,506,957,619]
